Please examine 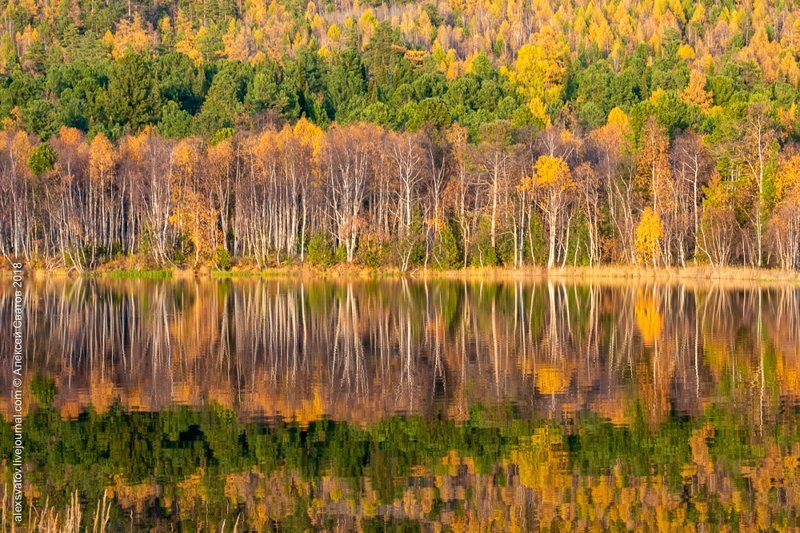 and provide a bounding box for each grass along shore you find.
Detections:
[3,261,799,285]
